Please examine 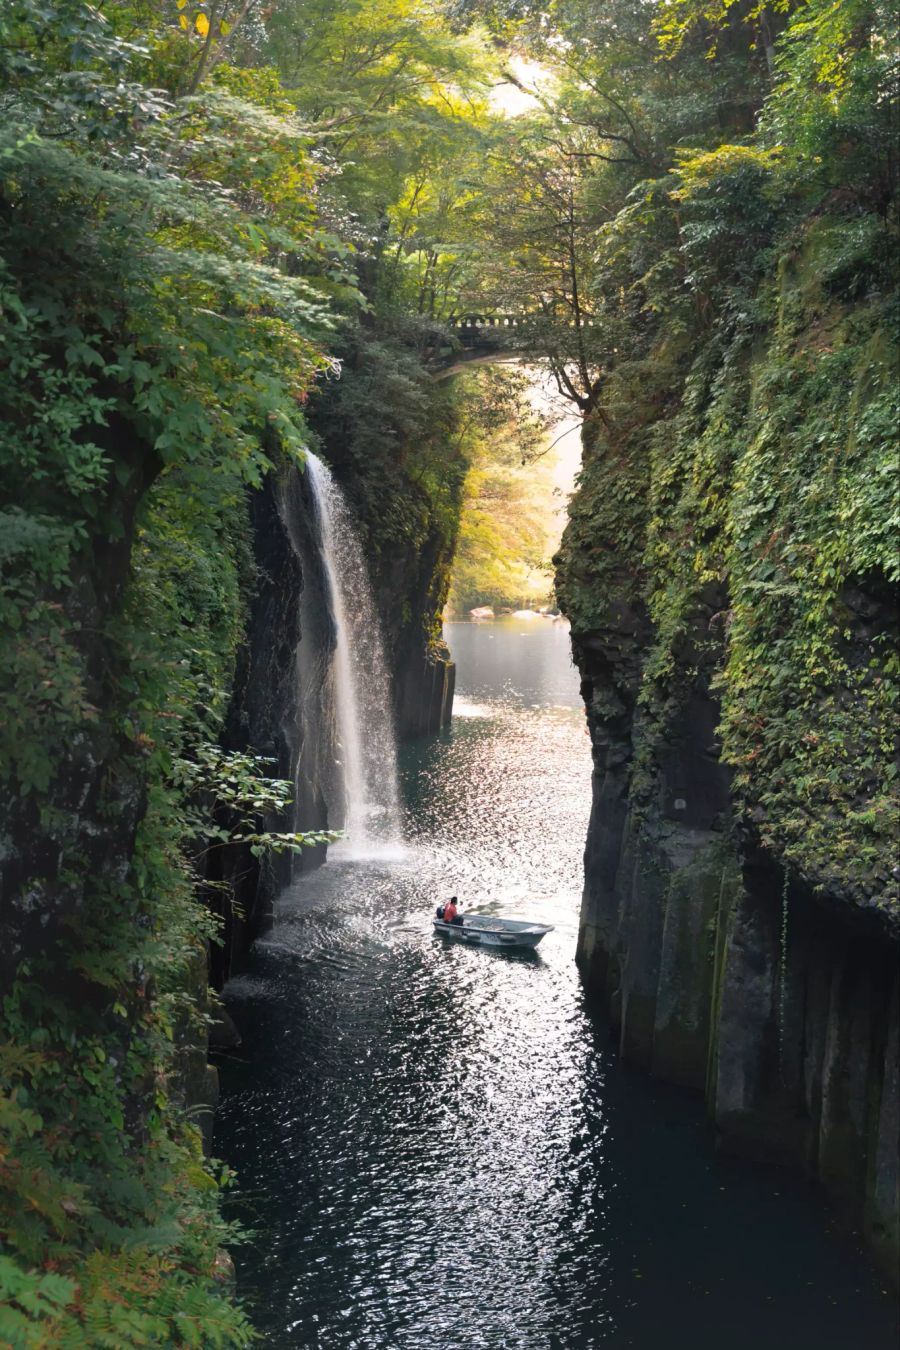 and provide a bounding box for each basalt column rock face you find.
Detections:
[209,465,329,986]
[0,413,160,994]
[557,383,900,1285]
[351,492,457,742]
[713,865,899,1278]
[572,577,739,1088]
[572,607,651,1010]
[330,496,457,743]
[381,532,456,741]
[568,572,900,1286]
[305,334,463,743]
